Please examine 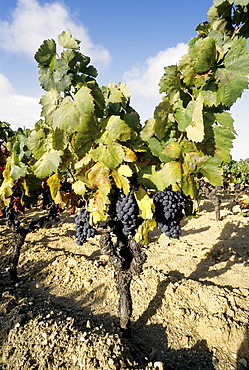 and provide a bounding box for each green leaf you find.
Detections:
[213,114,236,163]
[161,141,182,159]
[40,89,62,125]
[216,37,249,106]
[199,156,223,186]
[147,137,165,158]
[32,149,62,178]
[10,152,27,180]
[72,180,86,196]
[27,129,51,159]
[194,37,216,75]
[174,100,194,132]
[159,65,181,103]
[84,65,98,77]
[186,95,204,142]
[34,39,56,66]
[74,116,99,157]
[140,118,156,141]
[52,128,67,151]
[153,100,171,140]
[140,162,182,190]
[38,66,55,91]
[53,58,72,91]
[92,142,124,170]
[53,96,78,133]
[98,116,132,143]
[58,30,80,49]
